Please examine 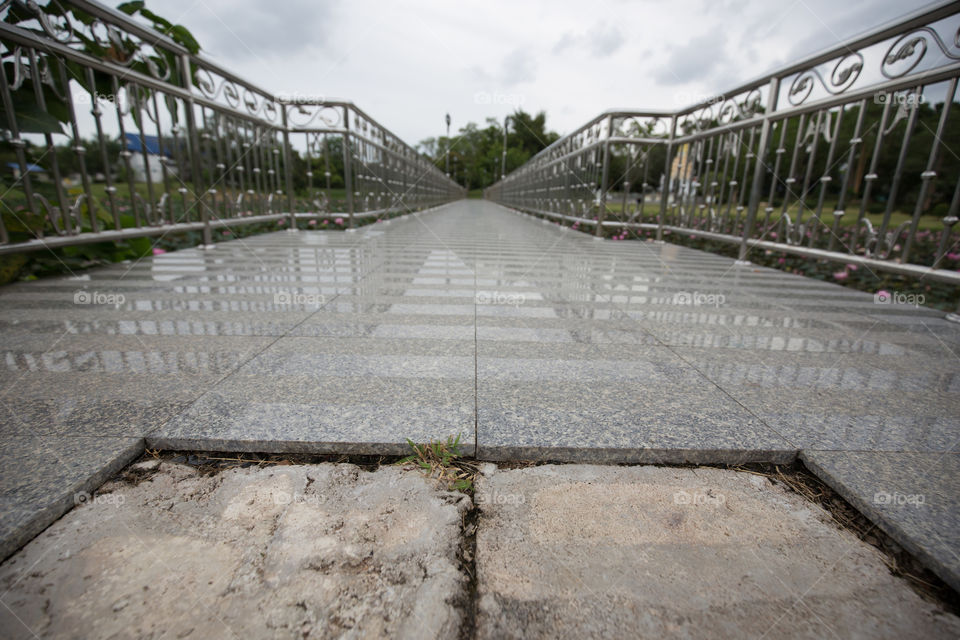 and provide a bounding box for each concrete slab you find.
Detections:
[474,464,960,639]
[0,462,470,639]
